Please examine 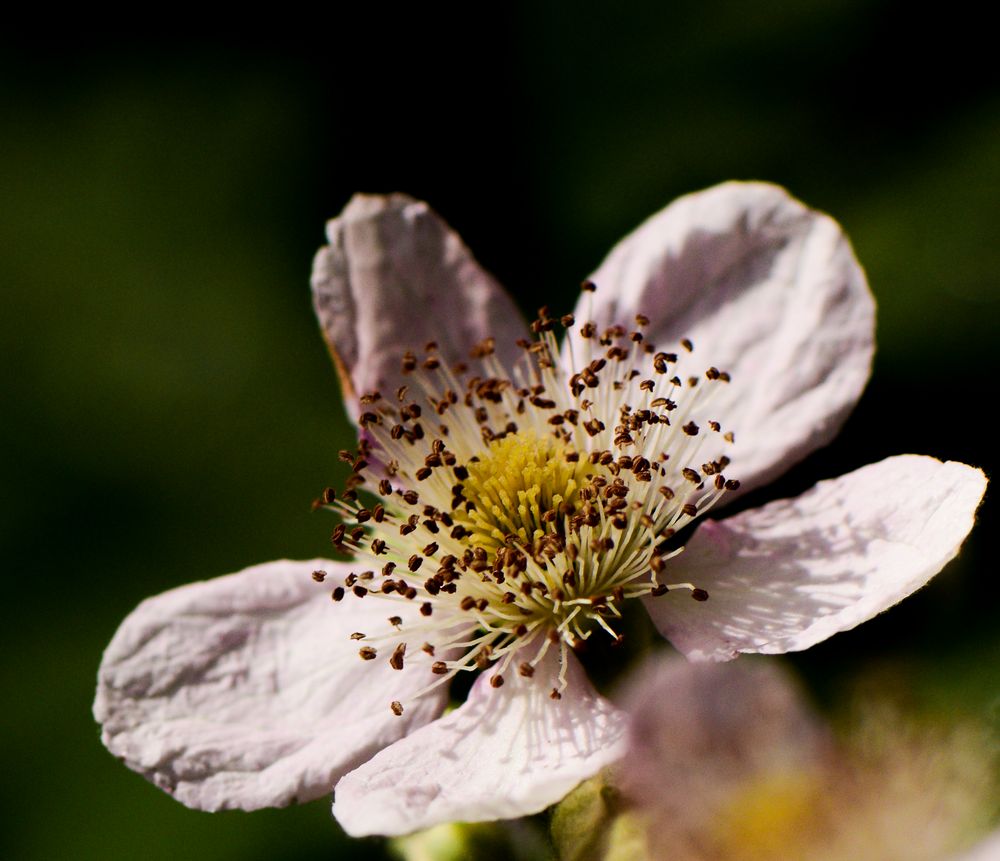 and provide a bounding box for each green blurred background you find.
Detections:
[2,6,997,859]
